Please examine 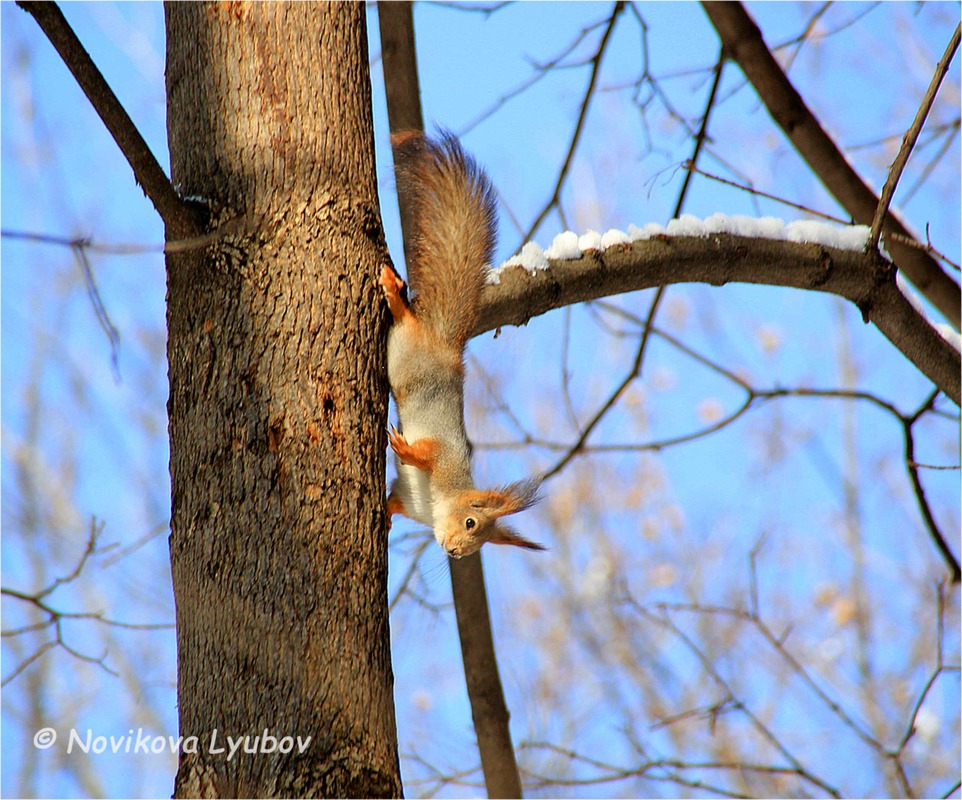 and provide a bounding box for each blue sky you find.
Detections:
[2,3,959,798]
